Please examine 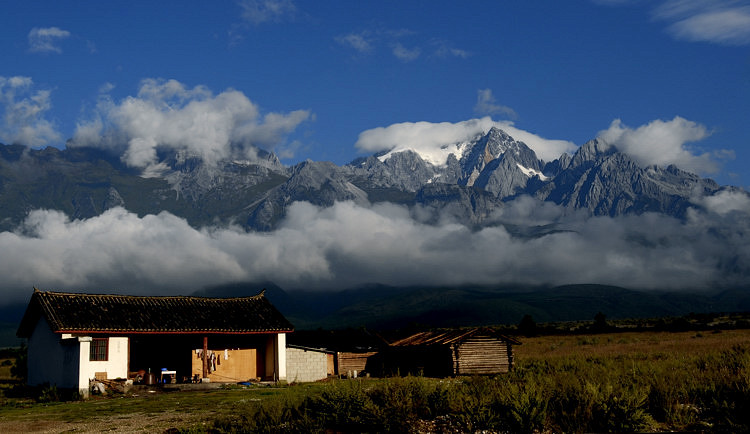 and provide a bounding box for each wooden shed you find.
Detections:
[383,328,520,377]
